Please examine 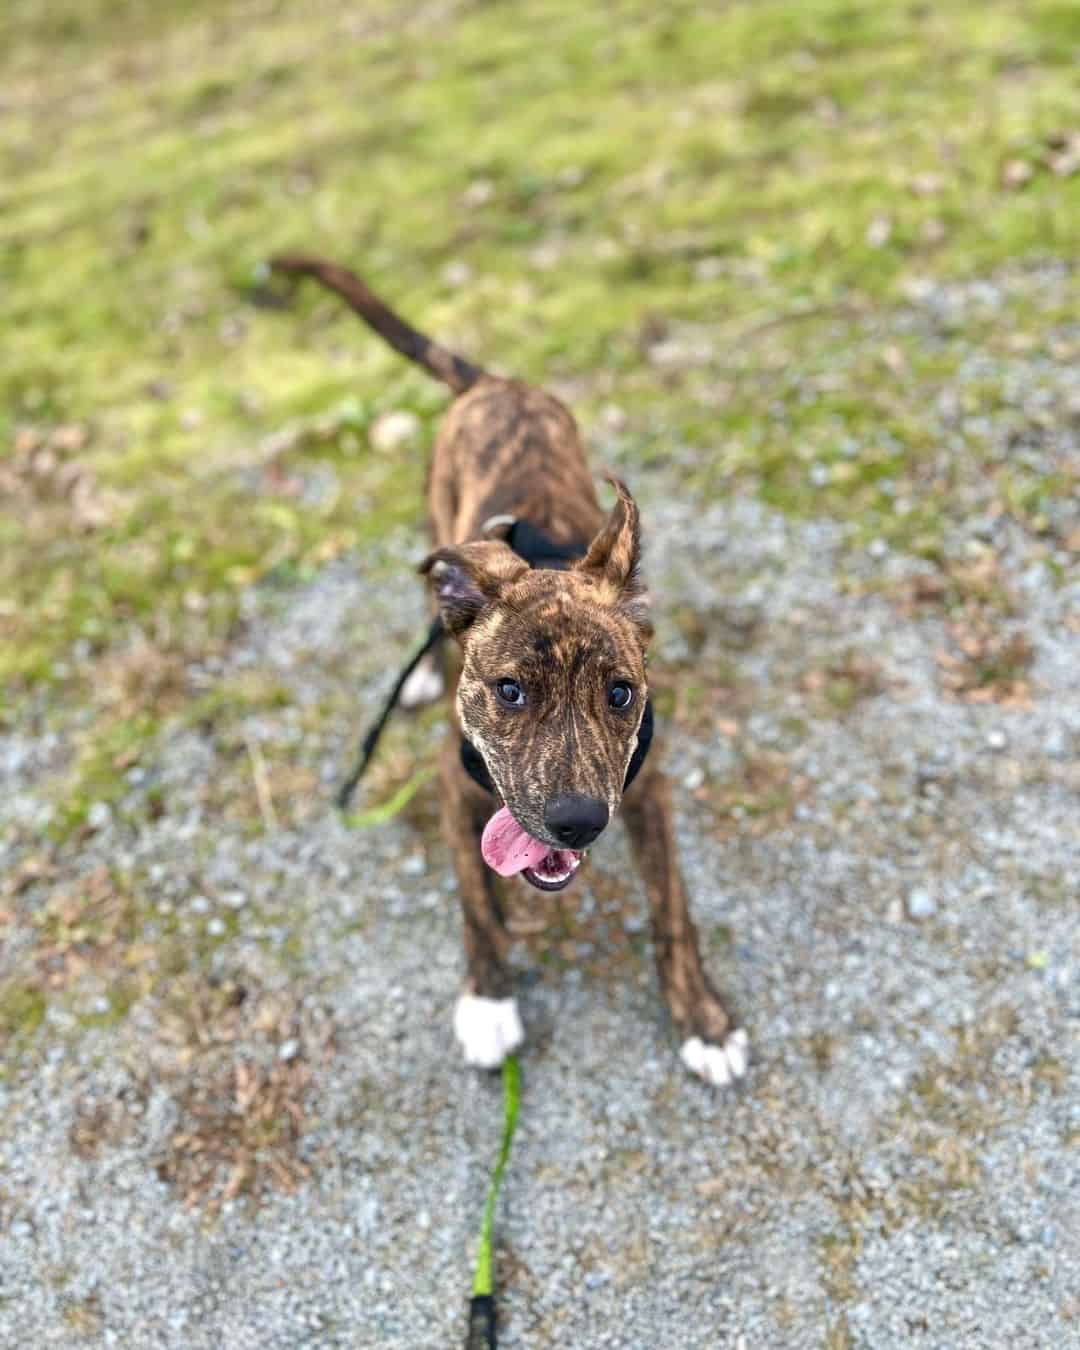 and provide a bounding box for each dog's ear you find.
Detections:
[576,476,646,601]
[419,540,529,638]
[576,478,652,636]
